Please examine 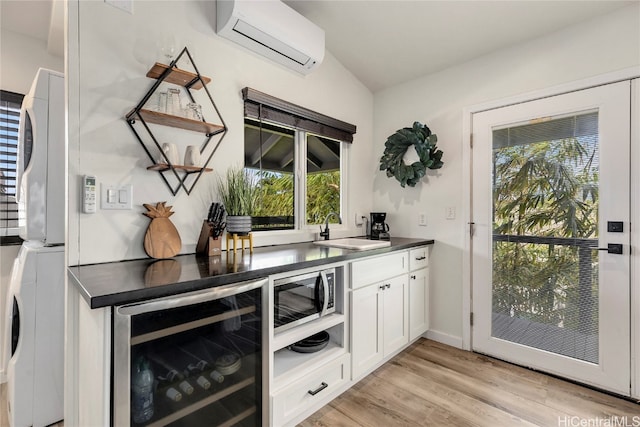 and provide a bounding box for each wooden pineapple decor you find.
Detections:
[142,202,182,259]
